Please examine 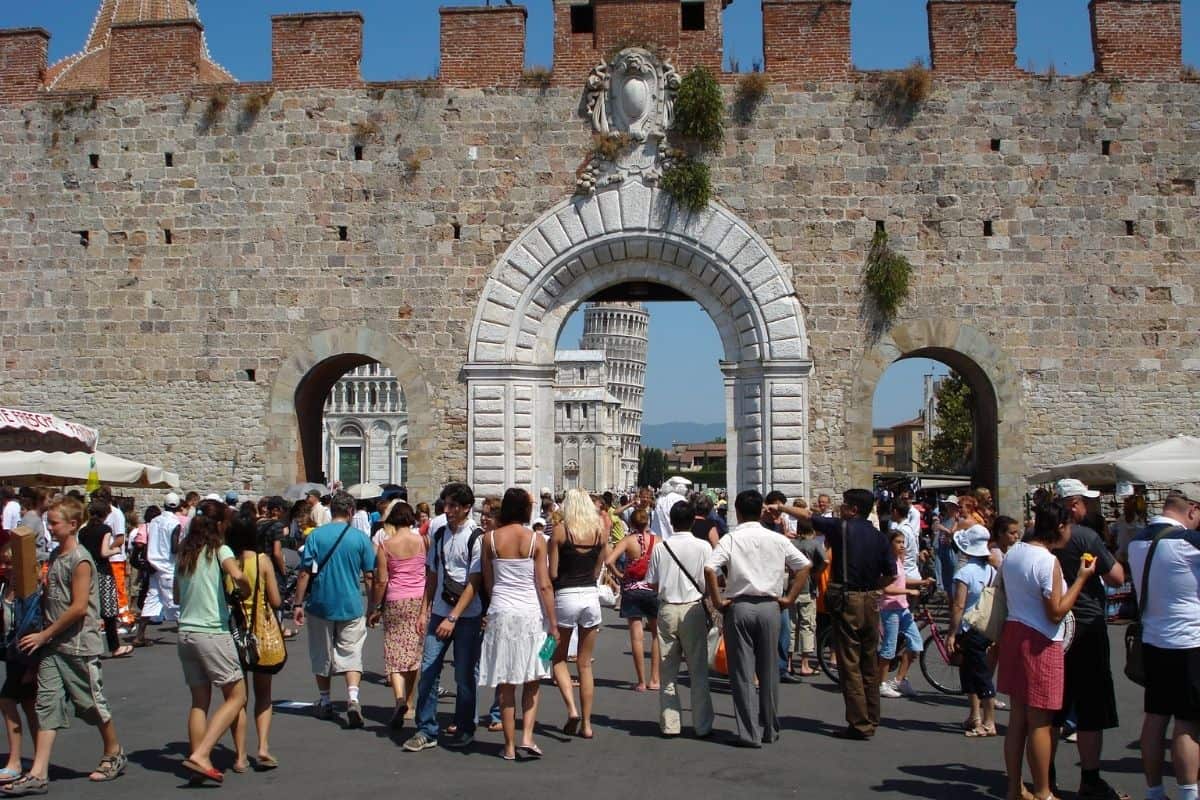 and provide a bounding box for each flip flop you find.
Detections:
[500,752,516,762]
[231,761,249,774]
[0,769,21,785]
[562,717,580,736]
[256,755,279,770]
[181,759,223,784]
[110,645,134,659]
[517,744,543,759]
